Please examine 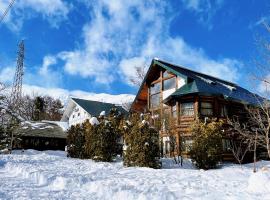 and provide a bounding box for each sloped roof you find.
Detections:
[14,121,67,139]
[156,60,263,105]
[131,58,263,109]
[71,98,128,116]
